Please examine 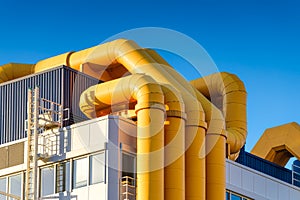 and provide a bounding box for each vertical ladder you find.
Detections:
[56,163,66,193]
[25,87,39,200]
[25,87,70,200]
